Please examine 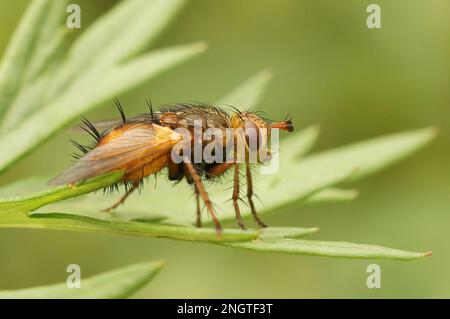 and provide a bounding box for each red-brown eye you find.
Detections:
[244,120,260,152]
